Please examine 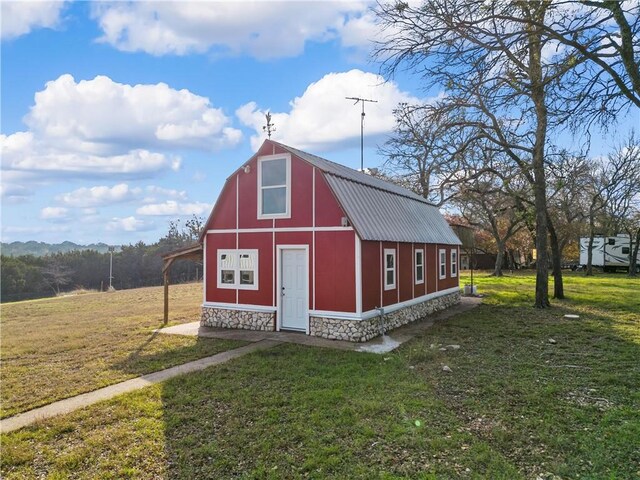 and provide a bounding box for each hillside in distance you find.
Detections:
[1,241,115,257]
